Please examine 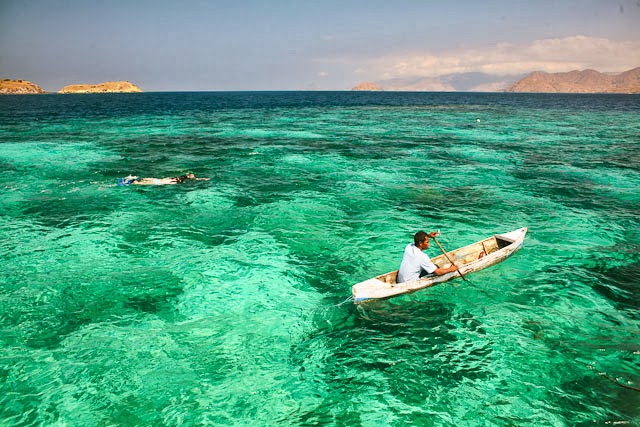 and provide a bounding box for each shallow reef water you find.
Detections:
[1,92,639,426]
